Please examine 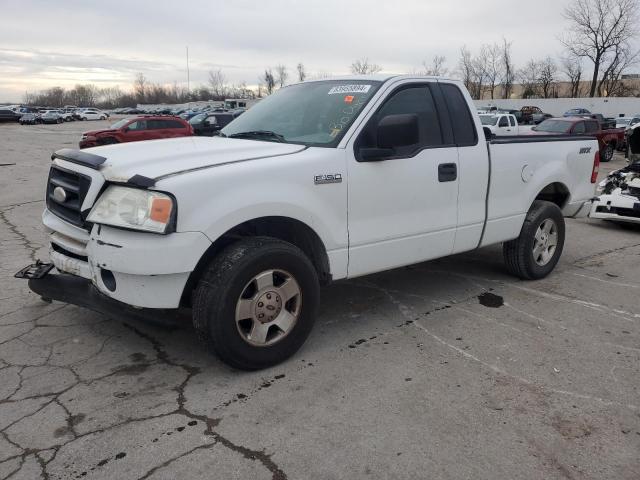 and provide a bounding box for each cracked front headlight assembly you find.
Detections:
[87,186,176,234]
